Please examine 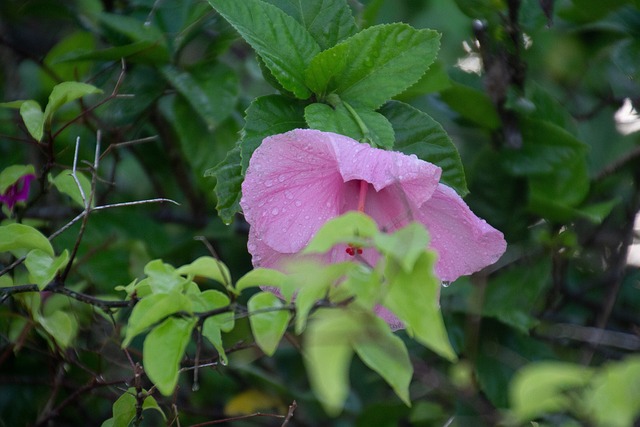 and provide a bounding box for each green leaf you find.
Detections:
[248,292,291,356]
[102,389,136,427]
[263,0,357,50]
[0,164,35,193]
[508,362,593,424]
[206,145,243,224]
[502,118,586,176]
[25,249,69,290]
[200,322,227,365]
[439,83,500,130]
[207,0,320,98]
[383,251,456,361]
[240,94,307,173]
[353,316,413,406]
[38,310,77,349]
[236,268,287,293]
[160,63,238,130]
[192,290,234,332]
[305,23,440,109]
[143,317,196,396]
[142,260,190,294]
[585,356,640,427]
[176,256,231,289]
[122,292,192,348]
[303,212,378,254]
[395,61,451,100]
[43,82,102,126]
[374,222,429,273]
[0,223,54,257]
[141,393,166,420]
[304,101,395,148]
[50,170,93,208]
[304,309,358,415]
[20,100,45,141]
[56,41,170,64]
[380,100,468,196]
[613,38,640,79]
